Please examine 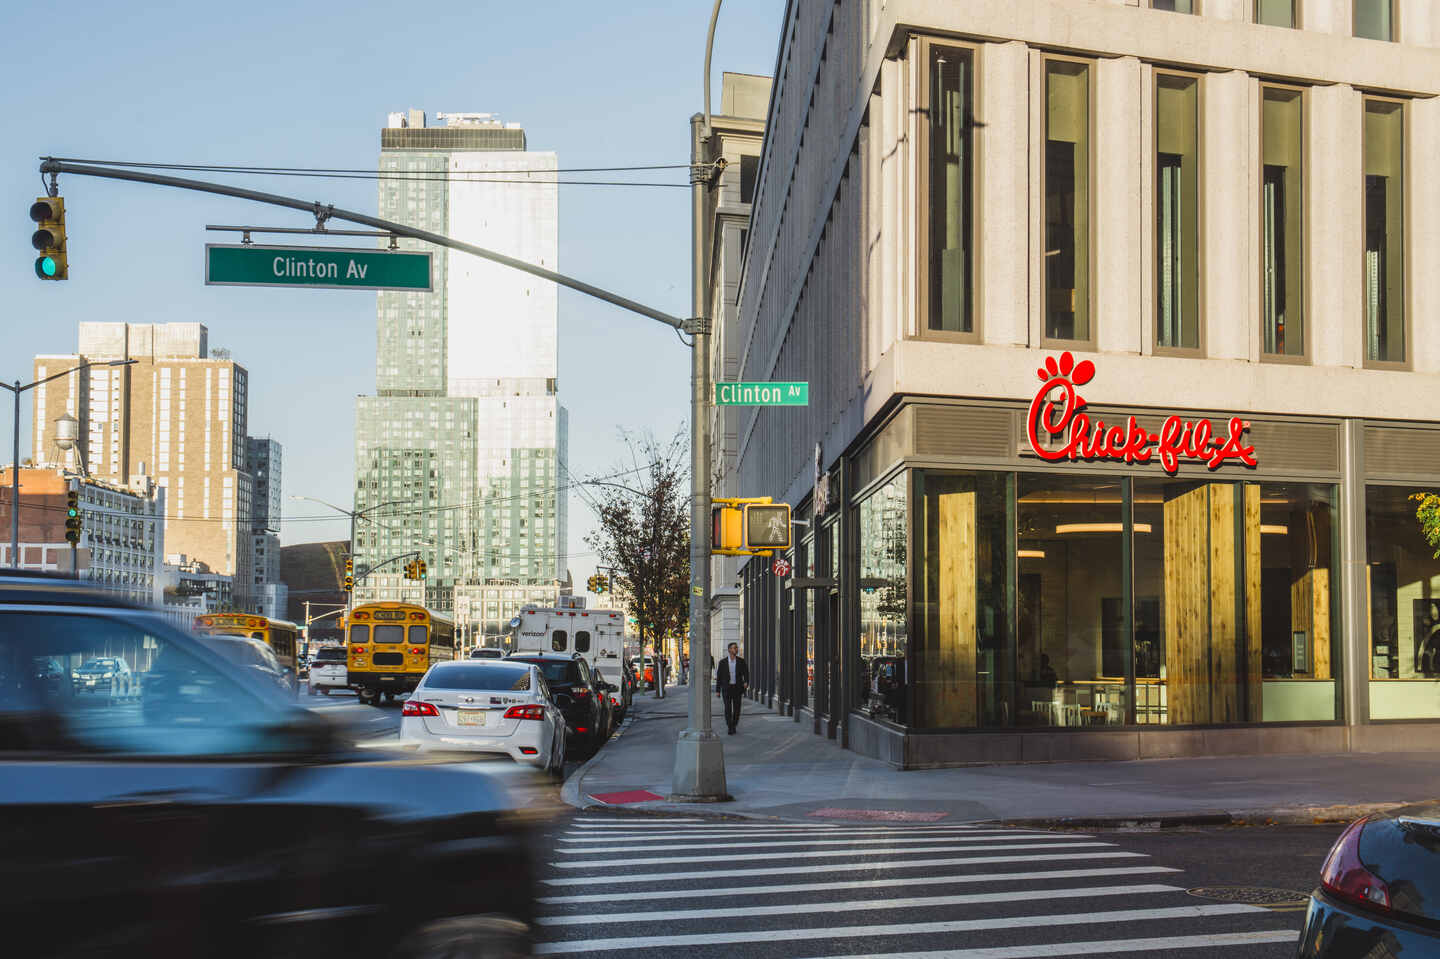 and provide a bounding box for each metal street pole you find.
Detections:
[672,0,728,799]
